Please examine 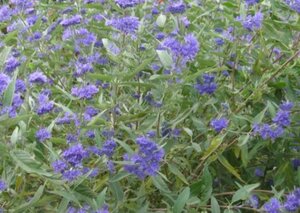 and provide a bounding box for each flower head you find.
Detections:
[36,128,51,142]
[106,16,139,35]
[210,117,229,132]
[71,85,99,99]
[263,197,281,213]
